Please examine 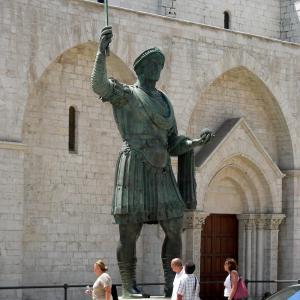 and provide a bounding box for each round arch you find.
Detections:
[185,50,293,128]
[188,64,294,169]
